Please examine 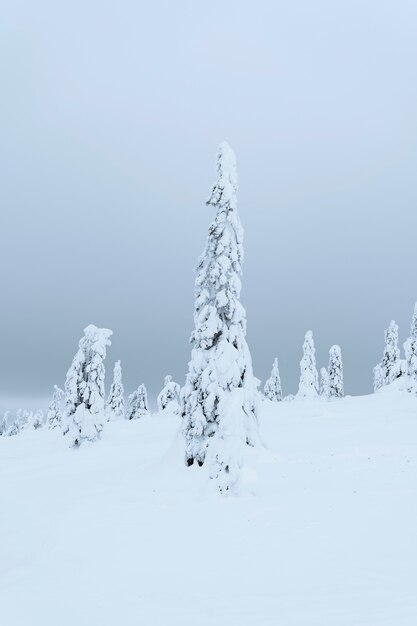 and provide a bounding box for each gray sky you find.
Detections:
[1,0,417,408]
